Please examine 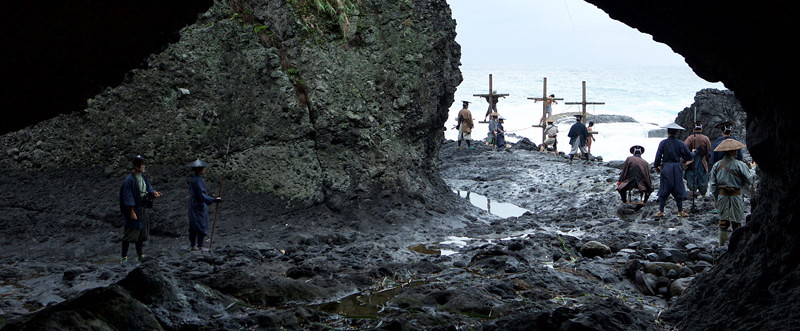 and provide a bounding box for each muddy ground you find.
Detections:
[0,138,744,330]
